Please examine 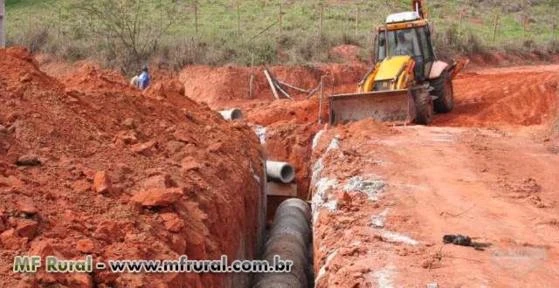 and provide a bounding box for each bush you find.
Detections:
[67,0,185,73]
[11,22,51,53]
[435,25,486,56]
